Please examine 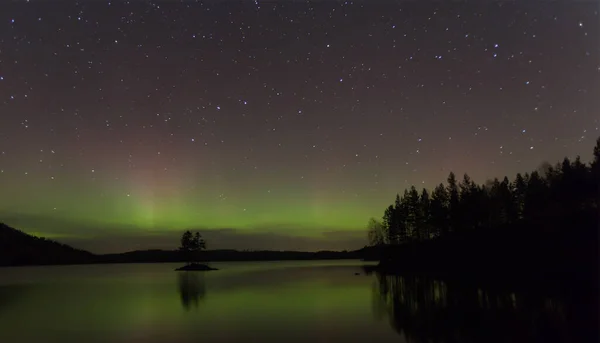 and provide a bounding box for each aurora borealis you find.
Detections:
[0,2,598,253]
